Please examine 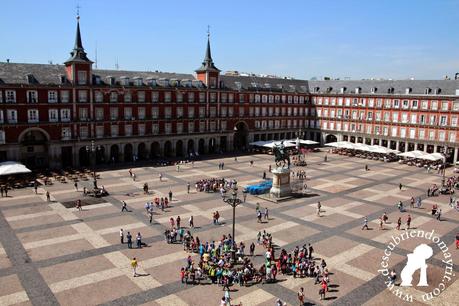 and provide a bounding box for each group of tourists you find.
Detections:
[195,178,226,193]
[120,228,144,249]
[0,185,9,197]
